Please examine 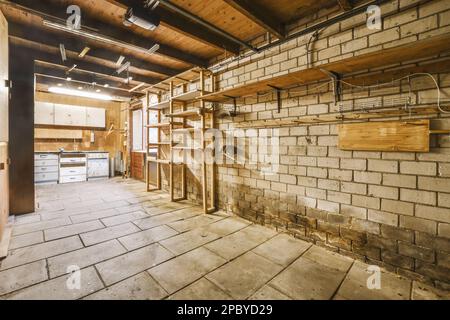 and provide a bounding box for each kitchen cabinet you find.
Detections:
[87,153,109,179]
[34,153,59,184]
[59,153,87,184]
[86,107,106,128]
[35,102,55,125]
[54,104,87,127]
